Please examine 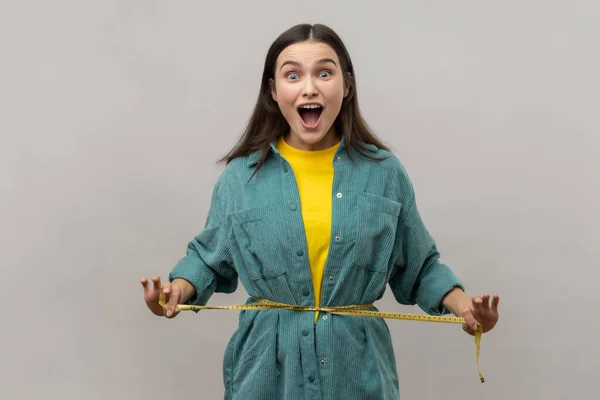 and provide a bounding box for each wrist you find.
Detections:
[442,287,470,317]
